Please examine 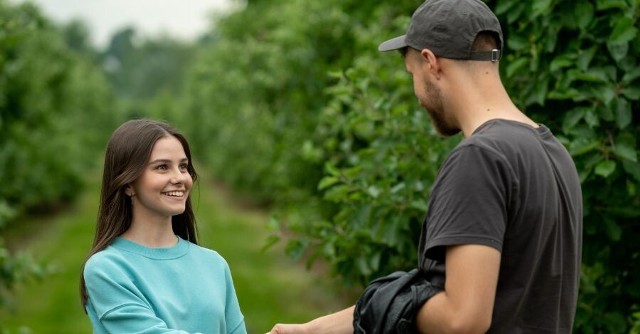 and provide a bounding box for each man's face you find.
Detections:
[404,49,459,137]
